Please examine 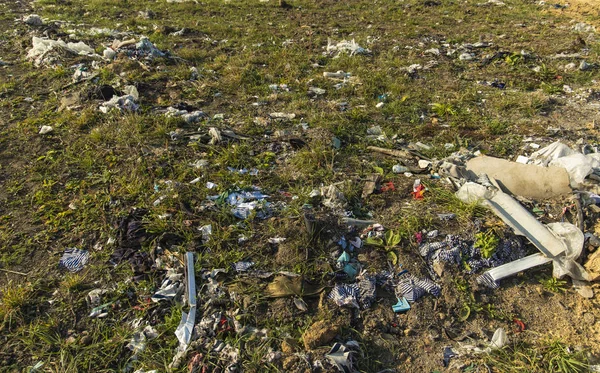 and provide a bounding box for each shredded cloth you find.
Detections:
[419,234,525,276]
[356,276,377,308]
[59,248,90,272]
[329,284,360,308]
[330,271,439,308]
[395,273,441,302]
